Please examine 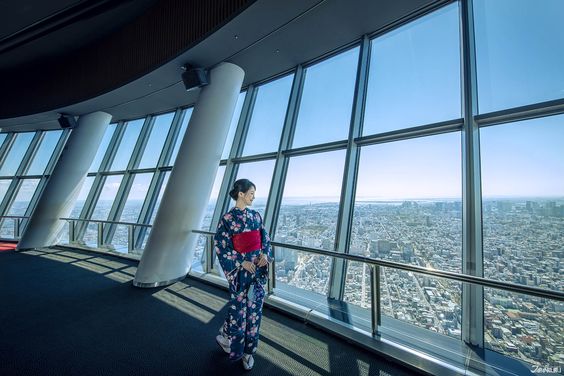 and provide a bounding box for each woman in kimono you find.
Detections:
[214,178,272,371]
